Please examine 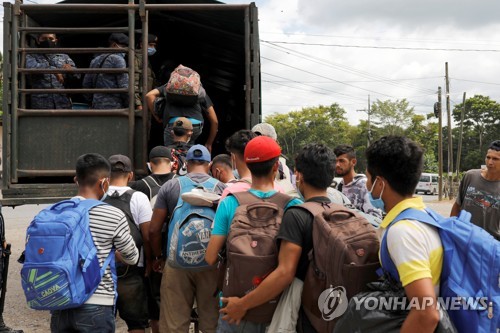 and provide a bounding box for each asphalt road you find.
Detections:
[0,196,454,332]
